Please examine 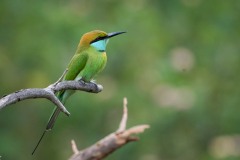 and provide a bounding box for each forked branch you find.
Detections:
[69,97,150,160]
[0,70,103,115]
